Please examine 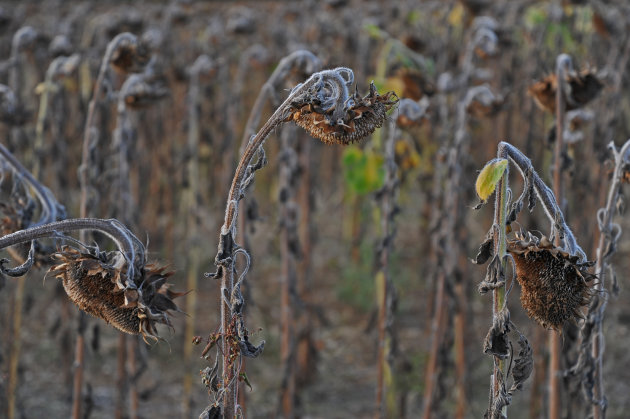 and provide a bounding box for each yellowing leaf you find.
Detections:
[447,3,465,27]
[382,76,405,99]
[475,158,508,202]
